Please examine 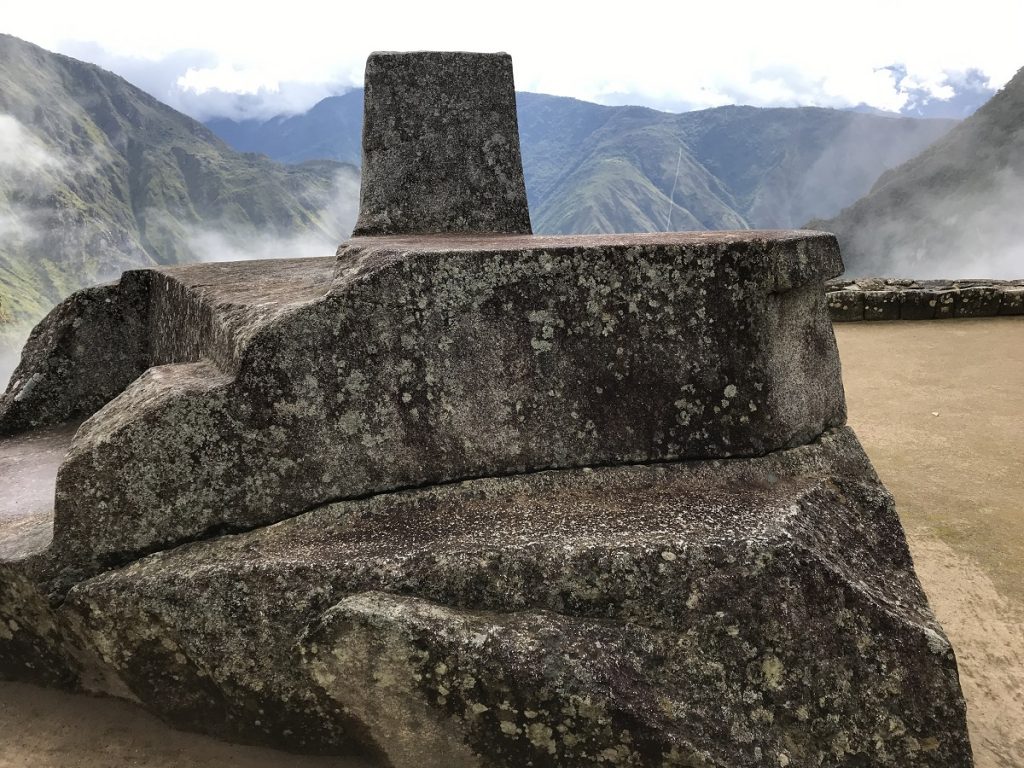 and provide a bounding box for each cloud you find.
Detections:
[842,165,1024,279]
[181,167,359,262]
[4,1,1020,121]
[0,114,64,174]
[0,339,26,393]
